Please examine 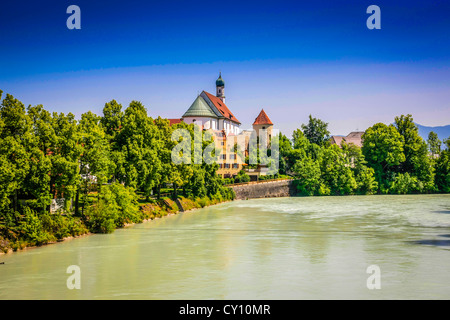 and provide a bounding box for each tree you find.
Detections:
[118,101,161,199]
[77,111,113,214]
[435,138,450,192]
[301,115,330,146]
[234,170,250,183]
[319,145,357,195]
[277,132,292,175]
[101,100,123,142]
[292,156,323,196]
[362,123,405,193]
[0,93,32,213]
[52,112,82,214]
[394,114,434,192]
[427,131,441,157]
[341,142,378,194]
